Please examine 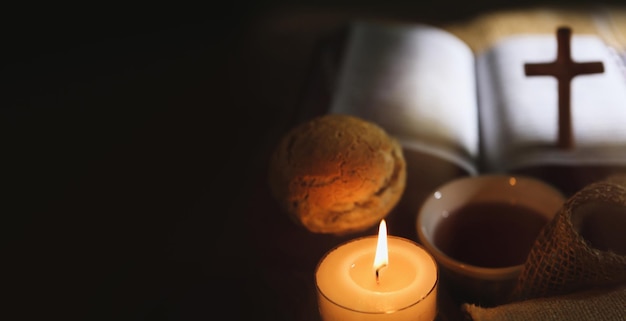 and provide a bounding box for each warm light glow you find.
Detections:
[374,219,389,273]
[509,177,517,186]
